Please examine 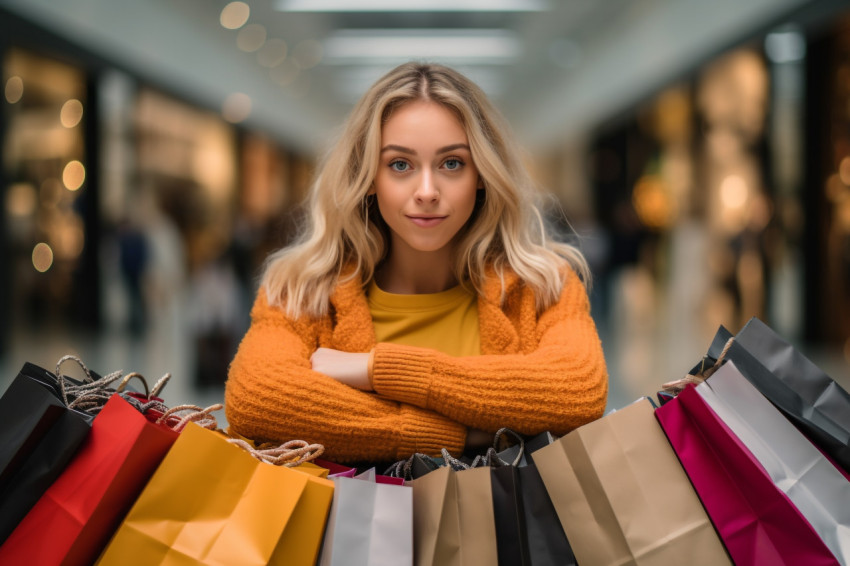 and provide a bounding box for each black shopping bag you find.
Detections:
[523,433,577,566]
[491,431,577,566]
[0,363,92,543]
[491,464,529,565]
